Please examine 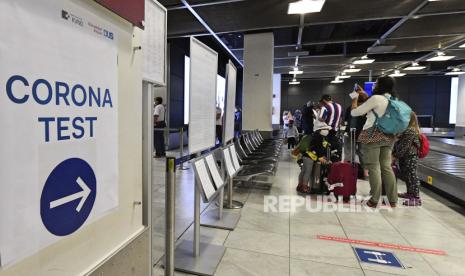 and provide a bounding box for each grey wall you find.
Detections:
[281,76,453,128]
